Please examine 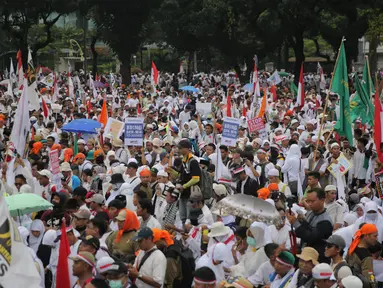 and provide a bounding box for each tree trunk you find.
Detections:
[293,32,305,84]
[369,36,379,76]
[120,57,131,85]
[187,51,193,82]
[90,37,98,79]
